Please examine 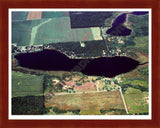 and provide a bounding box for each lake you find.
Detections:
[15,49,140,78]
[106,11,149,36]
